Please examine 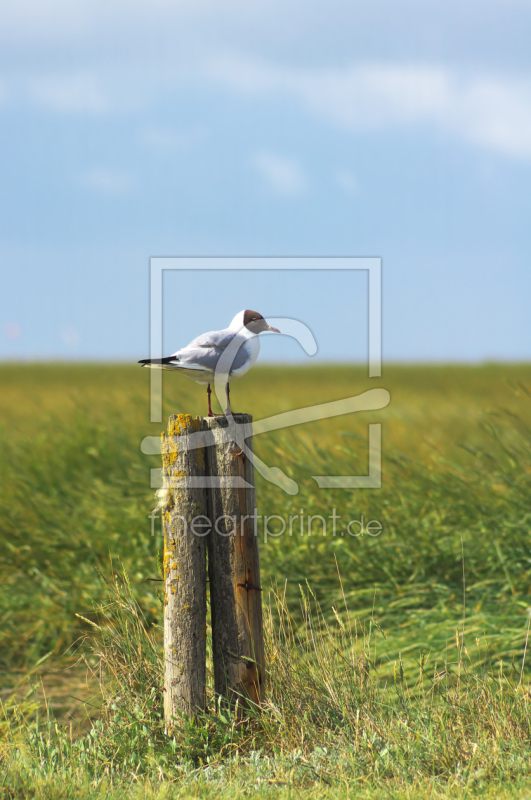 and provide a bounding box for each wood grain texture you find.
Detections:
[161,414,207,728]
[204,413,265,709]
